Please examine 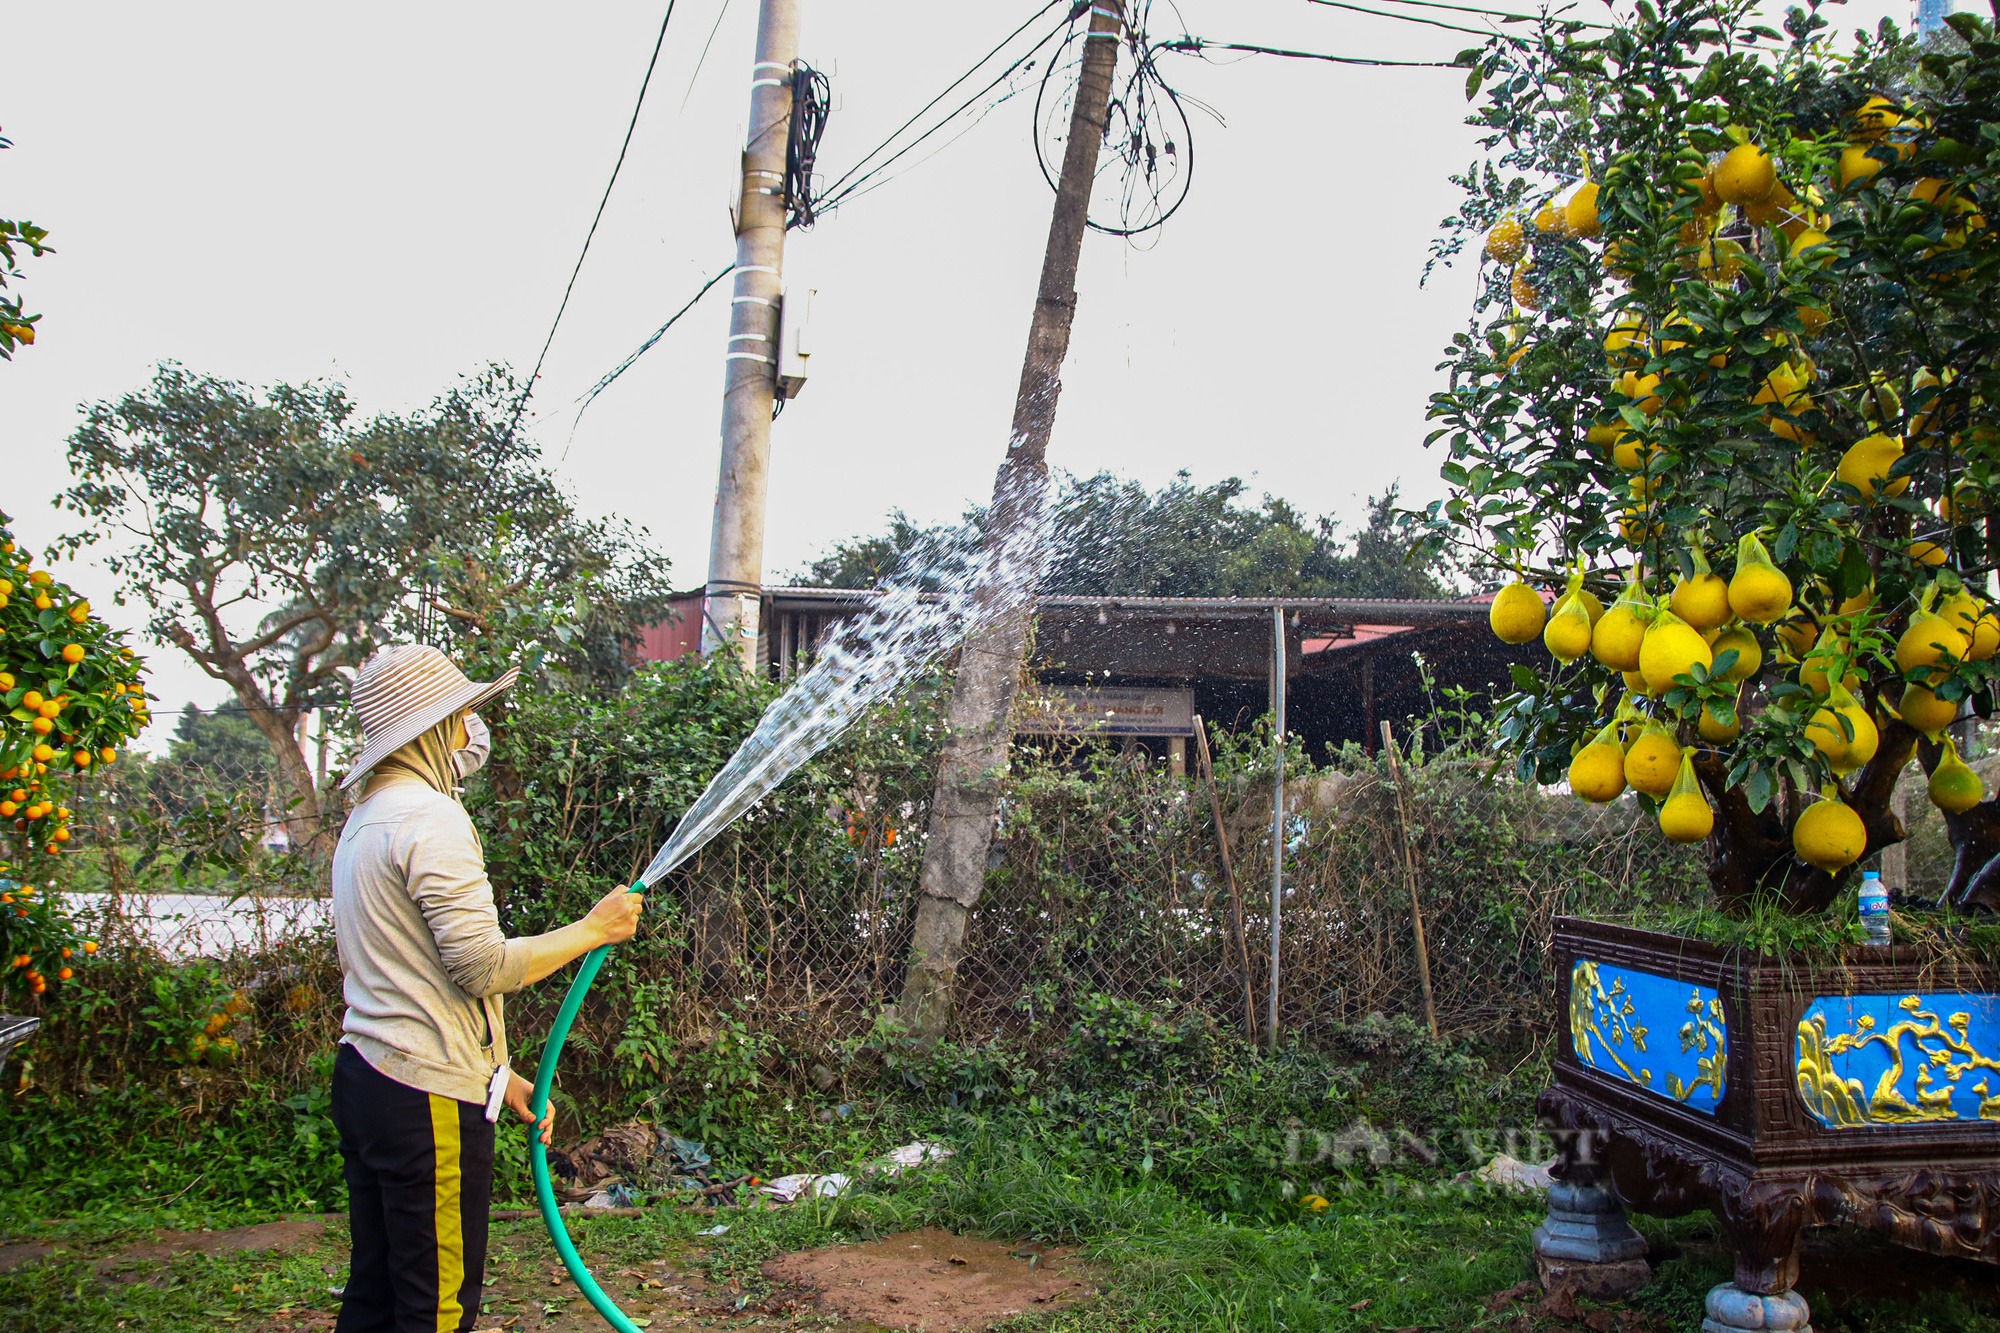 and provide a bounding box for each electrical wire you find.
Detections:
[1315,0,1612,29]
[502,1,681,447]
[1304,0,1503,38]
[1033,11,1198,238]
[786,63,832,227]
[572,266,734,421]
[679,0,736,111]
[1158,36,1461,68]
[811,0,1071,211]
